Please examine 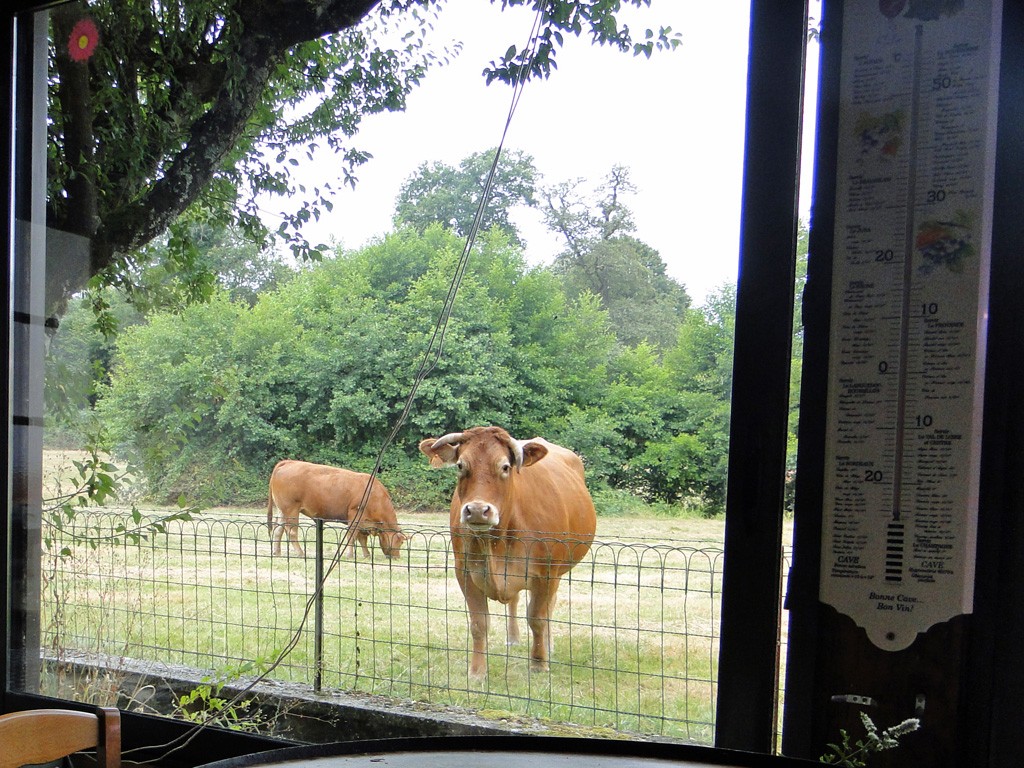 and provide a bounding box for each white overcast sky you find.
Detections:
[281,1,821,305]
